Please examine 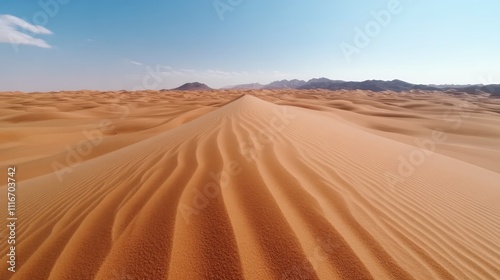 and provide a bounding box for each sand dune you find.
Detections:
[1,91,499,279]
